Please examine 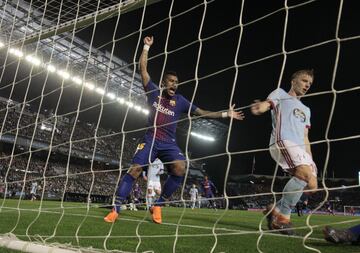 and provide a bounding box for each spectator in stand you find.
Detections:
[130,183,142,211]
